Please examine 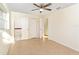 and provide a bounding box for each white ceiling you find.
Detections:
[6,3,75,16]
